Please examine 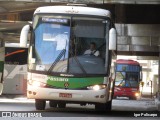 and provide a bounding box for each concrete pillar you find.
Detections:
[159,40,160,92]
[159,47,160,93]
[155,39,160,111]
[115,4,126,23]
